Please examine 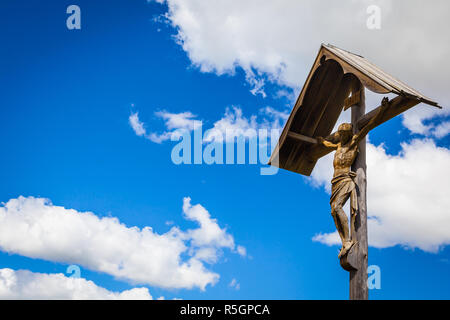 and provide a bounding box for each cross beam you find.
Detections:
[286,90,423,300]
[293,95,421,161]
[348,84,368,300]
[271,44,441,301]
